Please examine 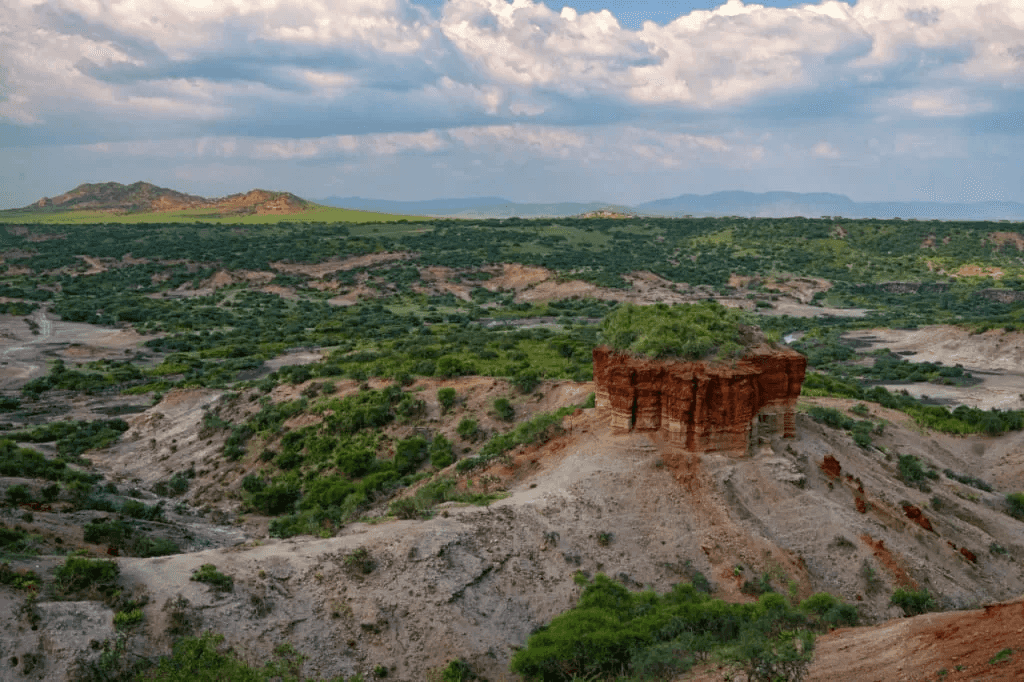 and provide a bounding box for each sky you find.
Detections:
[1,0,1023,208]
